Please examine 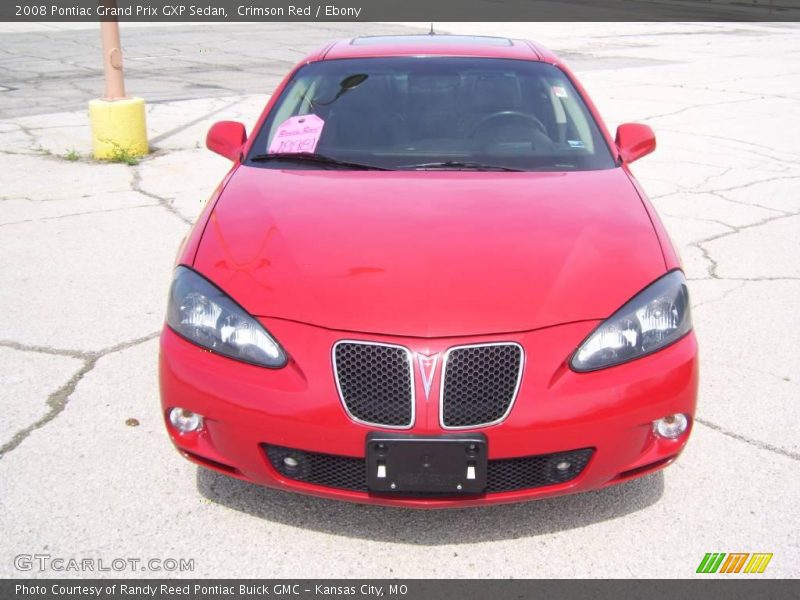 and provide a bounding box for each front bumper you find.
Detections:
[159,317,698,508]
